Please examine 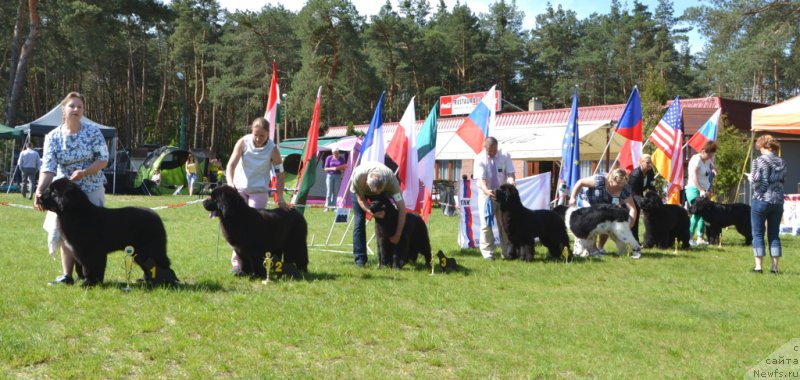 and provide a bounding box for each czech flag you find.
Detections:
[686,108,720,152]
[614,87,643,173]
[455,85,497,154]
